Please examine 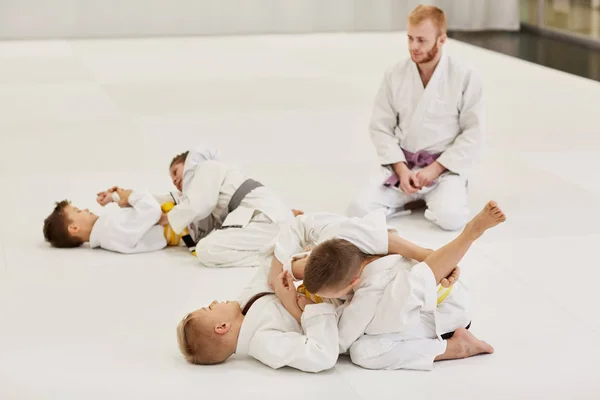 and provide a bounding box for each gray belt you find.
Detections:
[228,178,263,215]
[181,178,264,253]
[220,178,264,229]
